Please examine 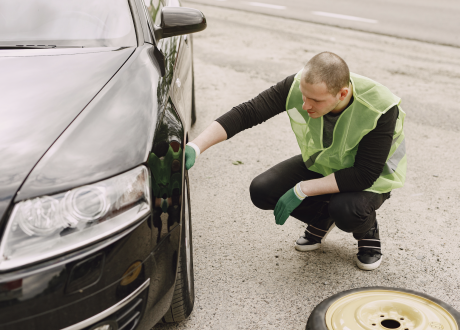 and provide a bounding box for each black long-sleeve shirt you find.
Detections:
[216,74,398,192]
